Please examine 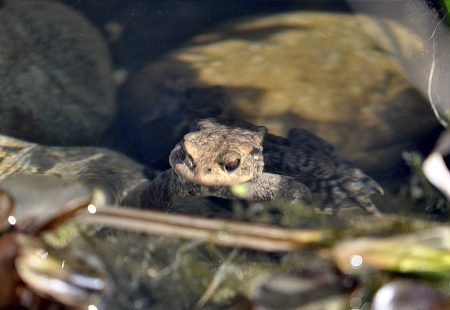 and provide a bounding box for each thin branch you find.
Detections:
[76,206,332,252]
